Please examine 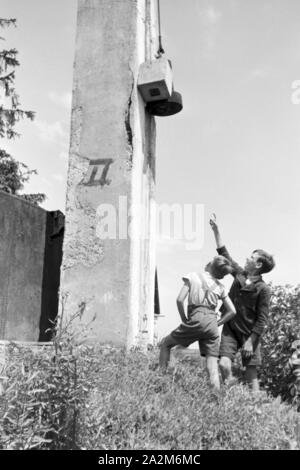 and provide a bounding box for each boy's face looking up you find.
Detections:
[244,252,262,275]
